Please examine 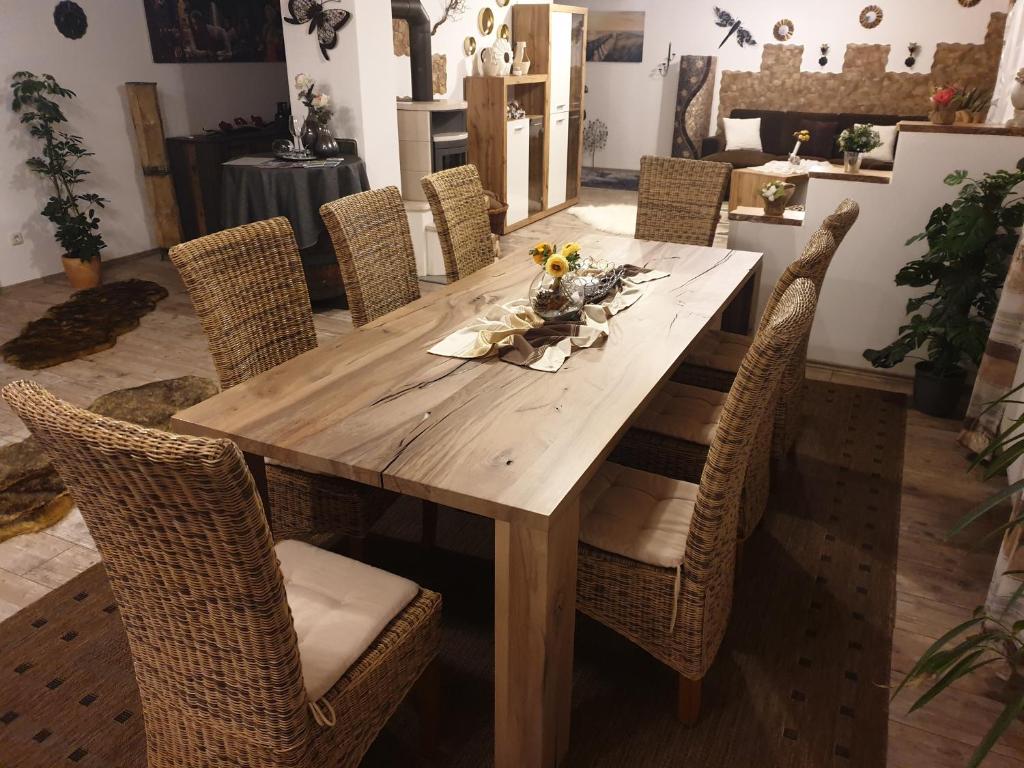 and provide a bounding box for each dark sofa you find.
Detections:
[701,109,926,171]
